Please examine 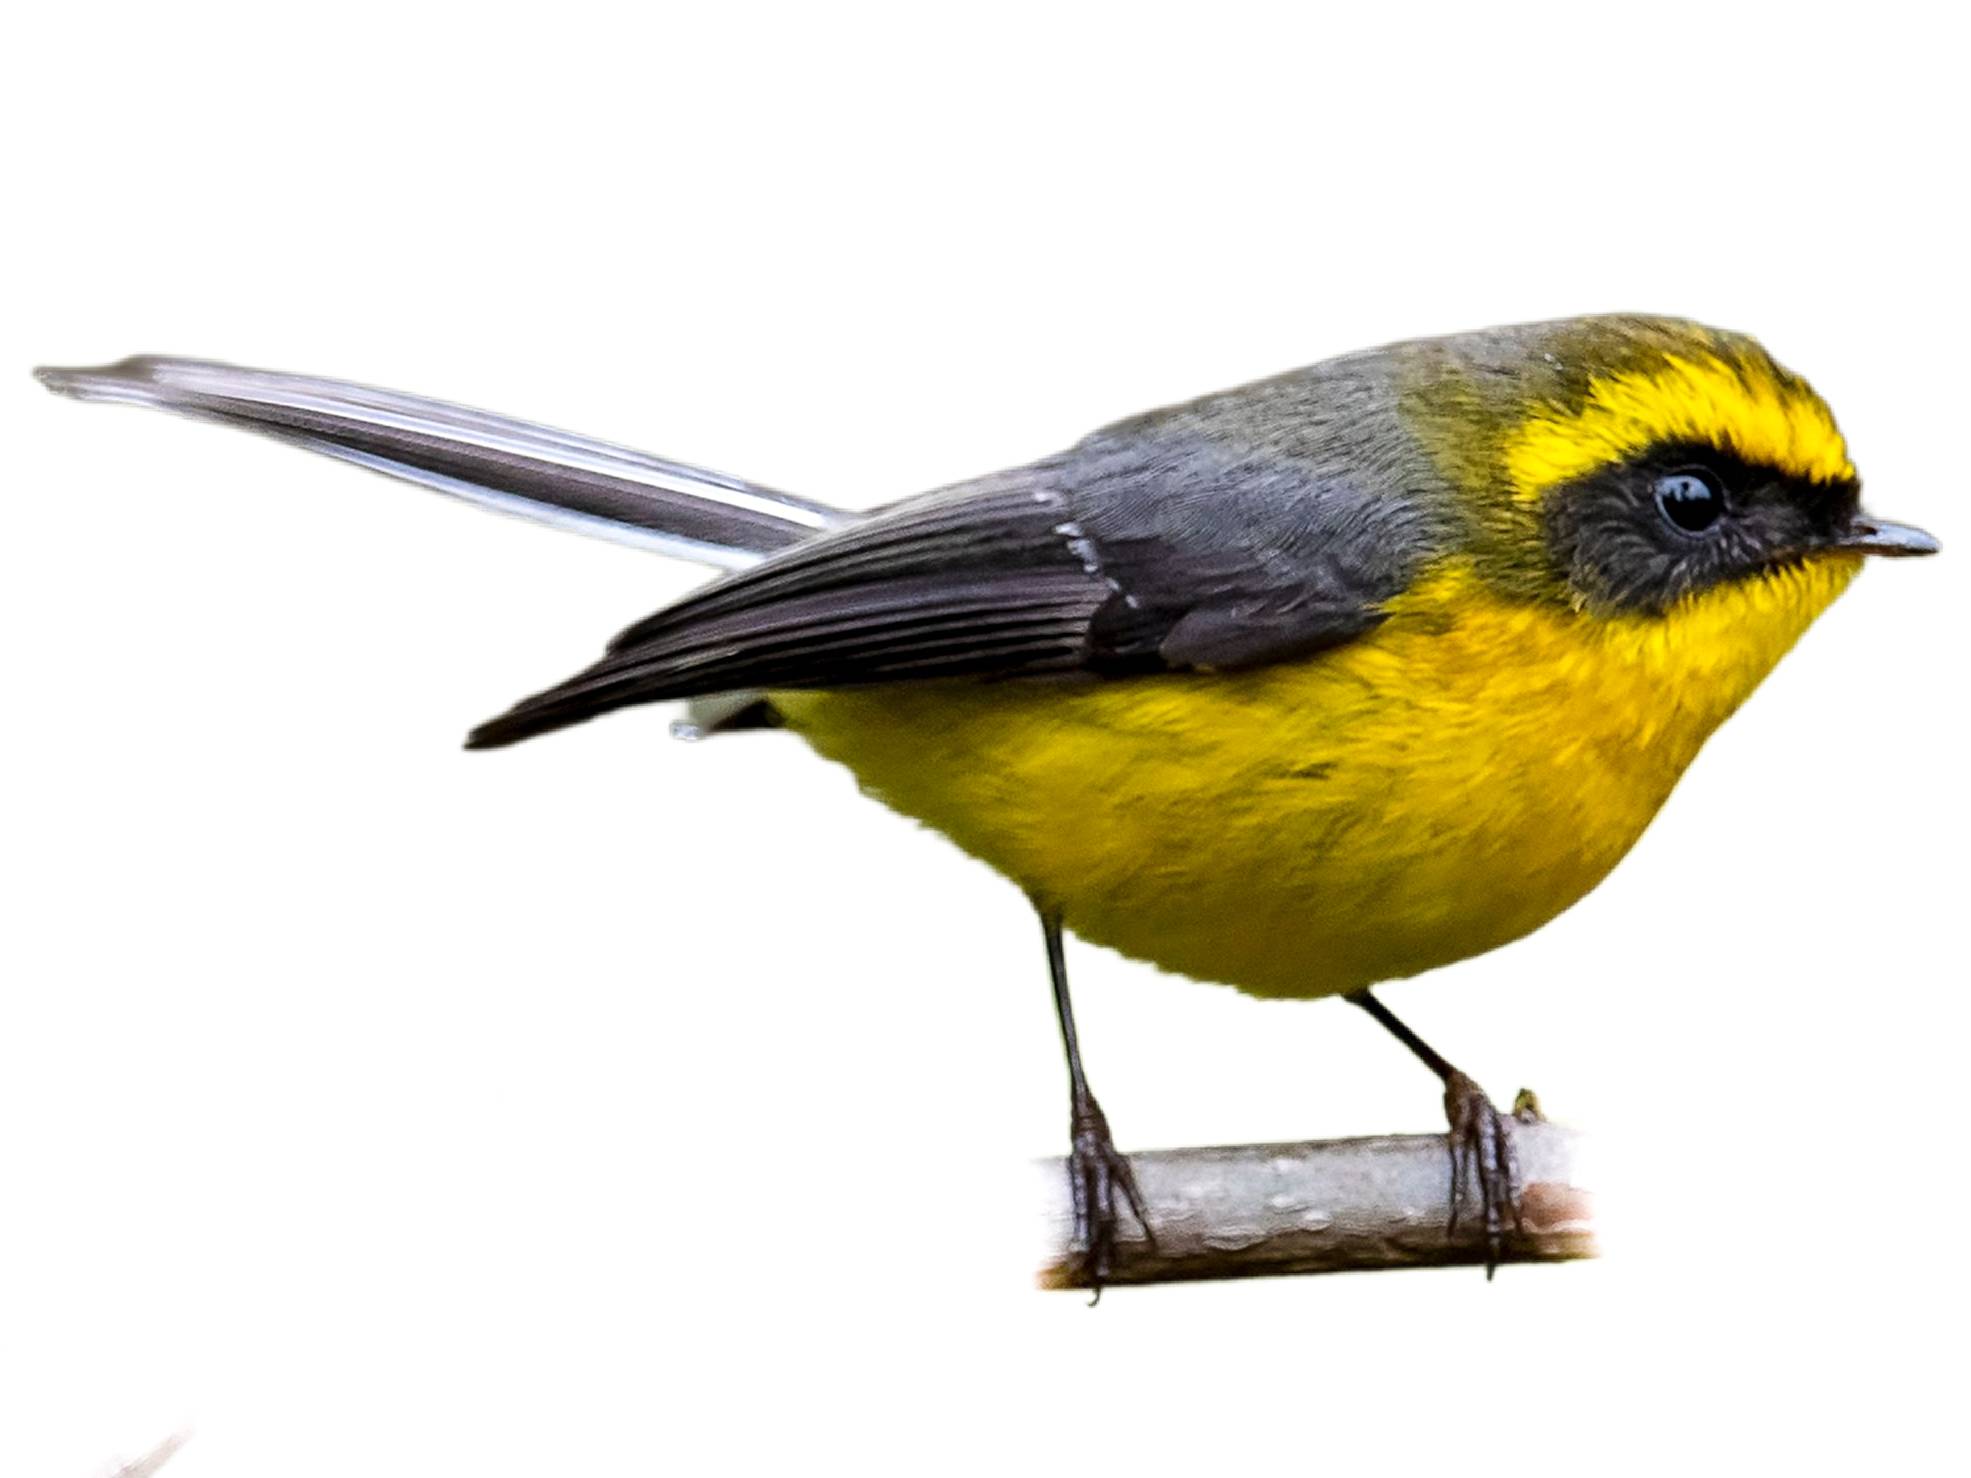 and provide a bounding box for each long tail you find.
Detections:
[33,355,848,569]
